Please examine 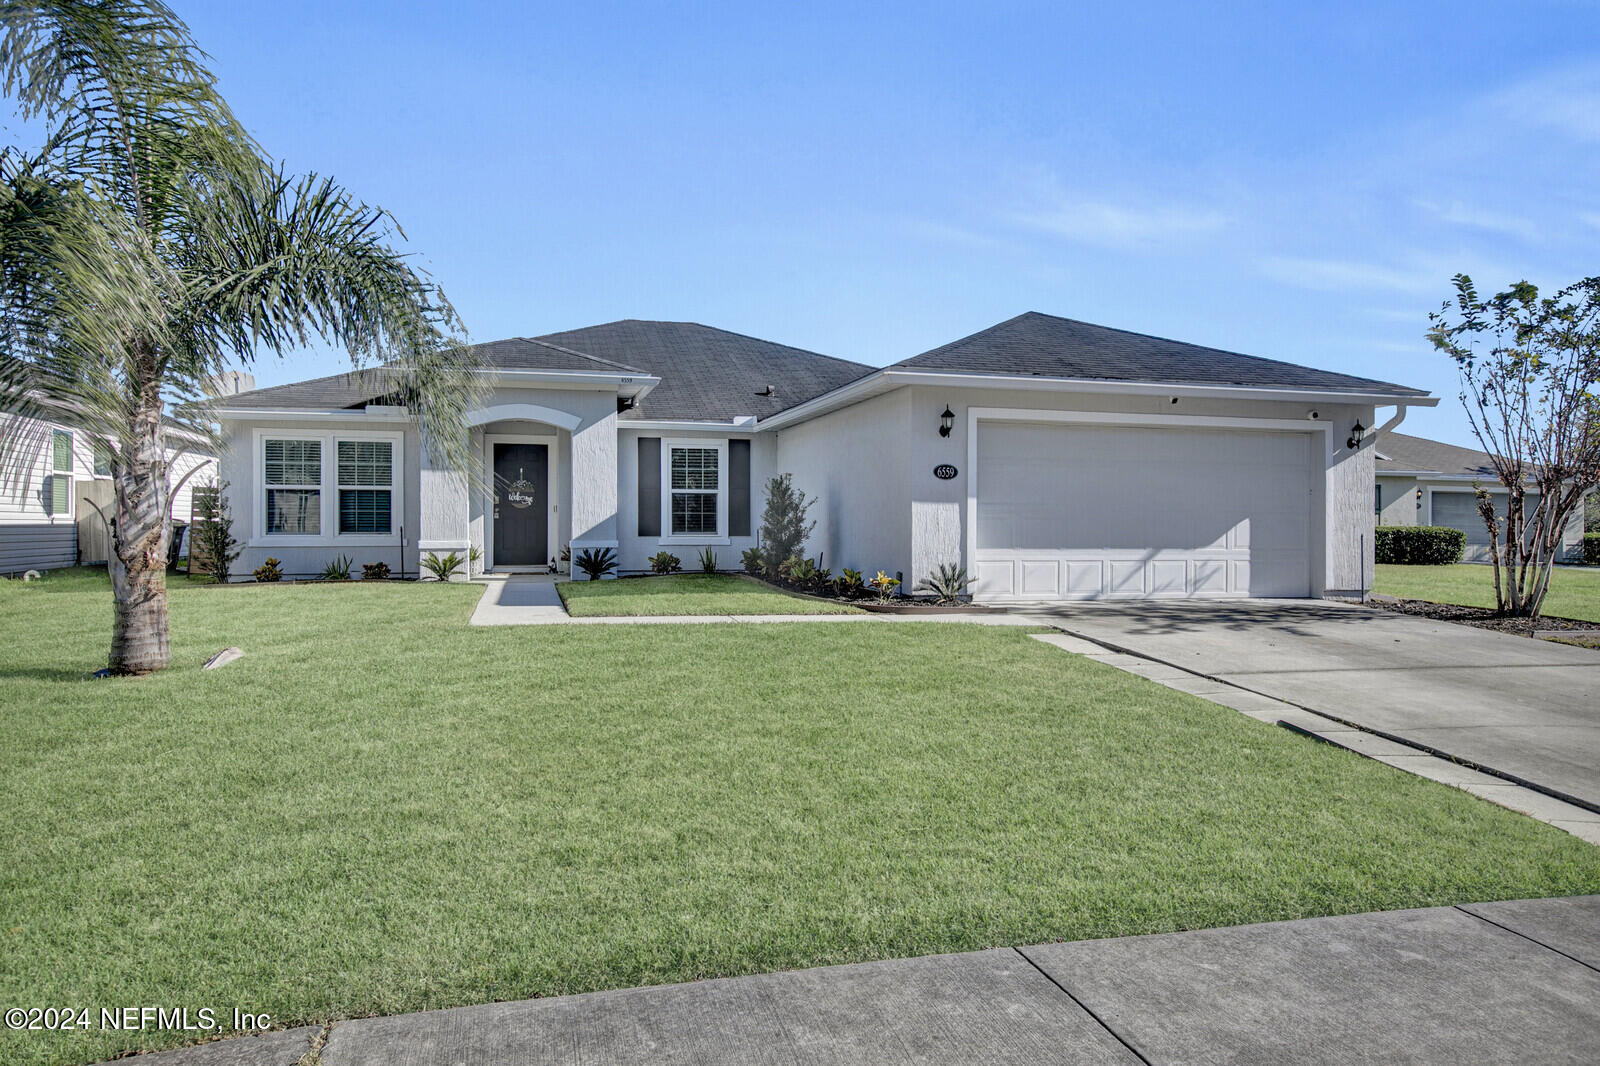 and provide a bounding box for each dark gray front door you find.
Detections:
[493,443,548,566]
